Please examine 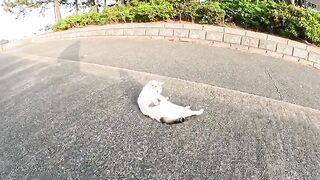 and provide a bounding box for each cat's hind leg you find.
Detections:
[192,109,204,116]
[151,98,160,106]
